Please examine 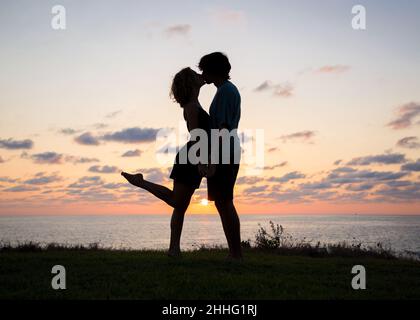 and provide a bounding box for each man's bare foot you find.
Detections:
[167,249,182,258]
[121,171,144,187]
[225,254,243,262]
